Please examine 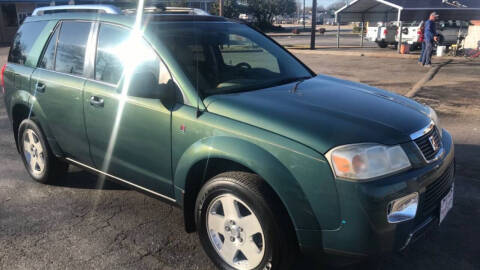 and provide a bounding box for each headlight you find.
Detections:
[326,143,411,180]
[427,106,442,137]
